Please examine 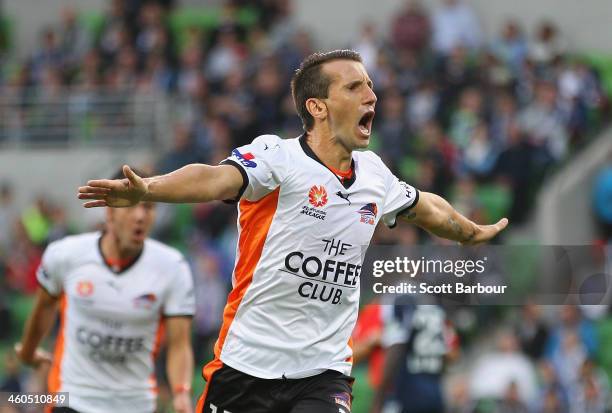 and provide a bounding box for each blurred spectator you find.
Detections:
[98,0,131,62]
[0,182,16,255]
[491,20,528,76]
[192,248,228,365]
[391,0,430,55]
[432,0,482,55]
[352,22,381,74]
[569,359,609,413]
[545,305,598,360]
[462,120,498,177]
[406,80,439,130]
[537,360,570,413]
[518,79,568,161]
[157,122,206,174]
[449,87,483,150]
[592,163,612,240]
[529,21,567,67]
[30,28,65,82]
[515,302,550,360]
[57,6,90,70]
[206,26,246,83]
[469,330,539,405]
[0,353,23,393]
[489,92,518,146]
[135,2,172,58]
[377,89,411,167]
